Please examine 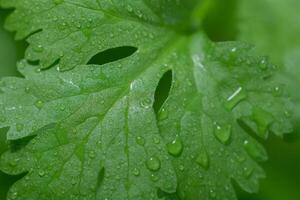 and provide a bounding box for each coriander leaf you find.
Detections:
[0,0,294,199]
[237,0,300,130]
[0,37,293,199]
[0,0,209,70]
